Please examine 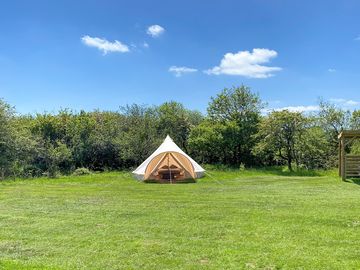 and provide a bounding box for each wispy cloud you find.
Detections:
[81,35,129,54]
[328,68,336,72]
[330,98,359,106]
[262,98,359,115]
[262,105,319,114]
[275,105,320,112]
[204,48,282,78]
[169,66,198,77]
[143,42,149,48]
[147,25,165,37]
